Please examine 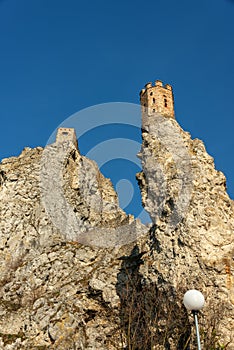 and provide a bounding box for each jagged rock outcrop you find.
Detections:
[137,116,234,347]
[0,113,233,348]
[0,144,146,349]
